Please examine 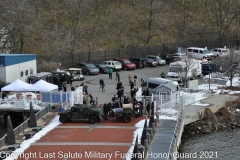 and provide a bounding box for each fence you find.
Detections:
[0,104,51,149]
[37,39,239,69]
[41,87,83,109]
